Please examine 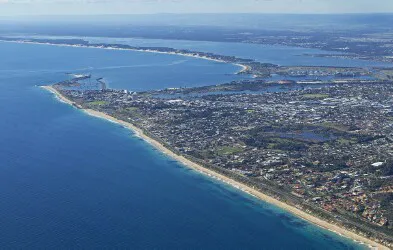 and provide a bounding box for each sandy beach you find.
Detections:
[2,40,248,74]
[42,85,389,250]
